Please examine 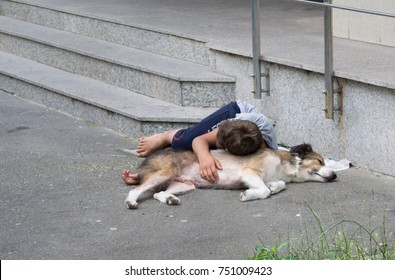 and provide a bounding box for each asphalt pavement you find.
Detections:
[1,91,394,260]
